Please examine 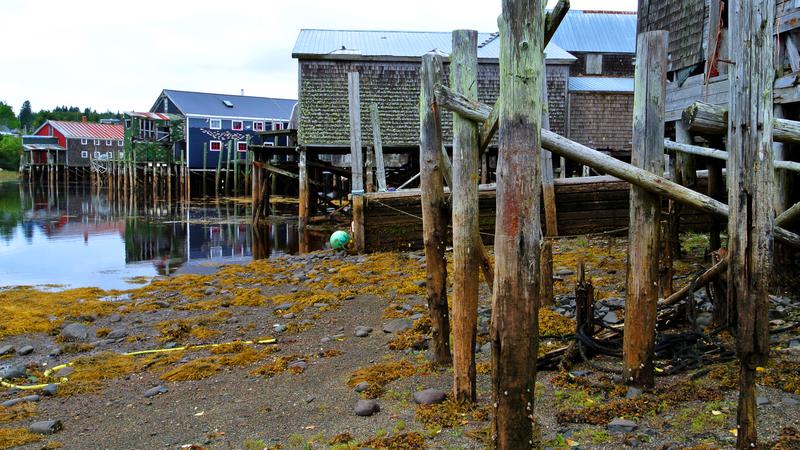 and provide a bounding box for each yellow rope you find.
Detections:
[0,338,277,391]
